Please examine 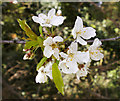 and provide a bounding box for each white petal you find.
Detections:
[48,8,56,19]
[53,48,60,60]
[60,52,68,59]
[53,36,63,43]
[44,62,53,79]
[46,71,53,79]
[72,28,77,39]
[59,60,74,74]
[76,51,90,64]
[77,36,87,45]
[92,38,102,47]
[35,72,47,83]
[74,16,83,32]
[90,50,104,61]
[50,16,65,26]
[44,61,52,72]
[66,59,79,73]
[38,13,47,19]
[68,42,78,53]
[43,46,53,58]
[81,27,96,39]
[37,66,45,73]
[32,16,42,24]
[23,54,28,60]
[43,37,53,46]
[84,61,91,69]
[76,68,88,80]
[41,23,52,27]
